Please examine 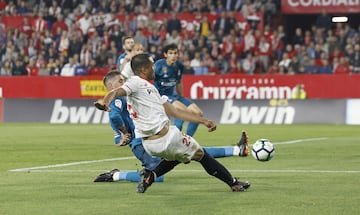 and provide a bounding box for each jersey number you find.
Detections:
[127,104,138,119]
